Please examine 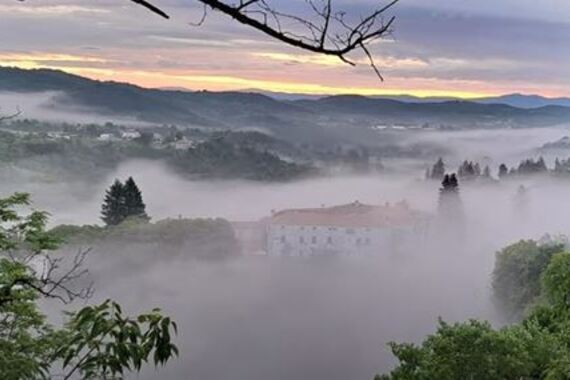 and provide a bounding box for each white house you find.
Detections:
[121,130,141,140]
[265,201,429,257]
